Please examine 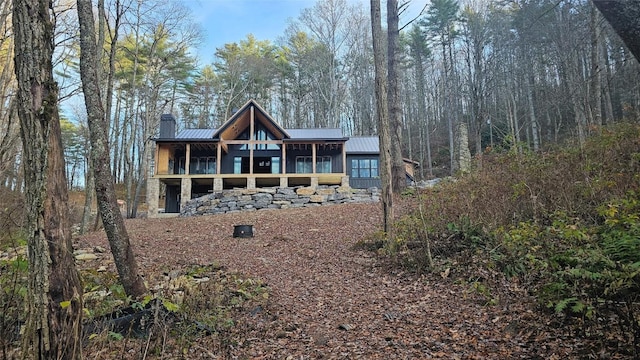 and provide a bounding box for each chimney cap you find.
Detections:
[161,113,176,121]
